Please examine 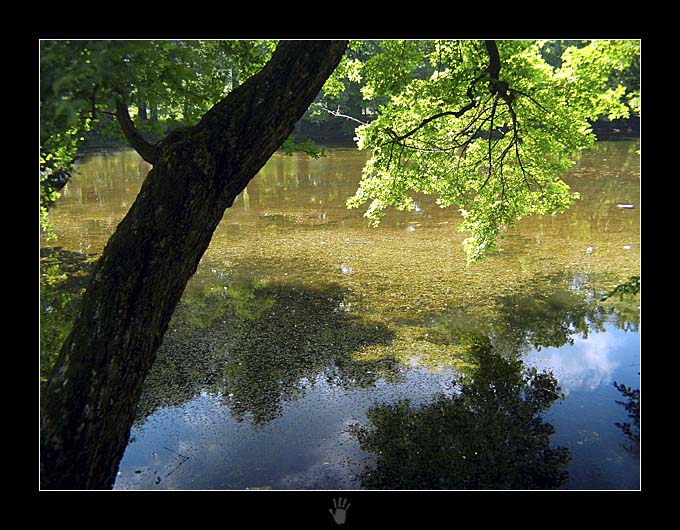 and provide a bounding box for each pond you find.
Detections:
[41,141,640,490]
